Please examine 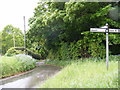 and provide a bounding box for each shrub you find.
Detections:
[14,54,36,71]
[5,47,43,60]
[47,31,119,61]
[47,42,81,61]
[109,55,120,61]
[47,39,106,61]
[5,47,24,56]
[0,55,36,78]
